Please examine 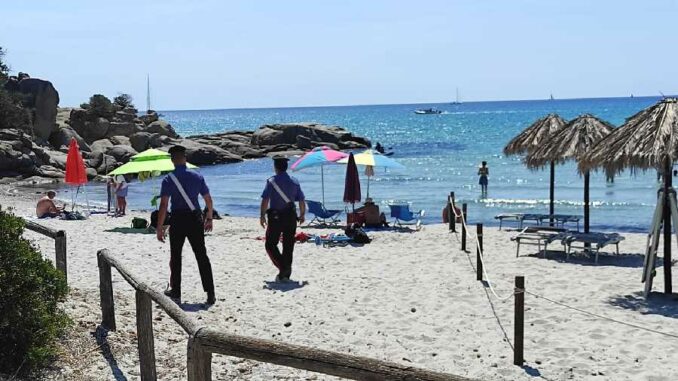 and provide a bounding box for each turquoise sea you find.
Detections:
[80,96,664,232]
